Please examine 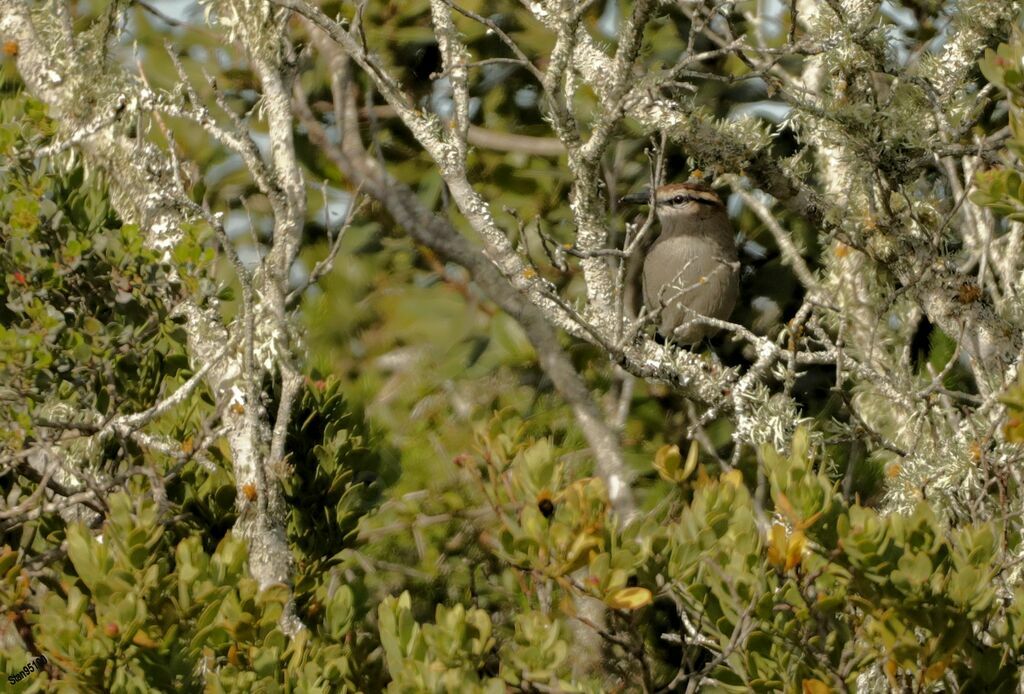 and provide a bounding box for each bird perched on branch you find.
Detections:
[620,182,740,345]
